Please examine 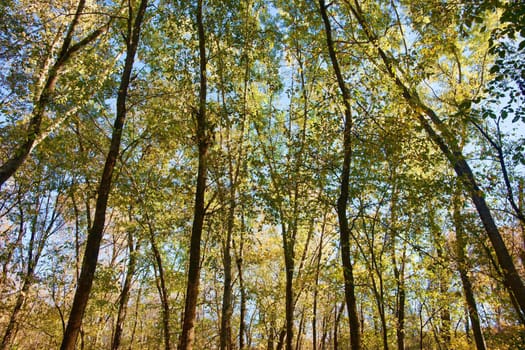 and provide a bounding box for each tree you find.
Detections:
[453,188,487,350]
[318,1,361,348]
[60,1,149,347]
[1,1,524,348]
[0,0,113,187]
[341,0,525,320]
[0,166,67,349]
[178,0,210,348]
